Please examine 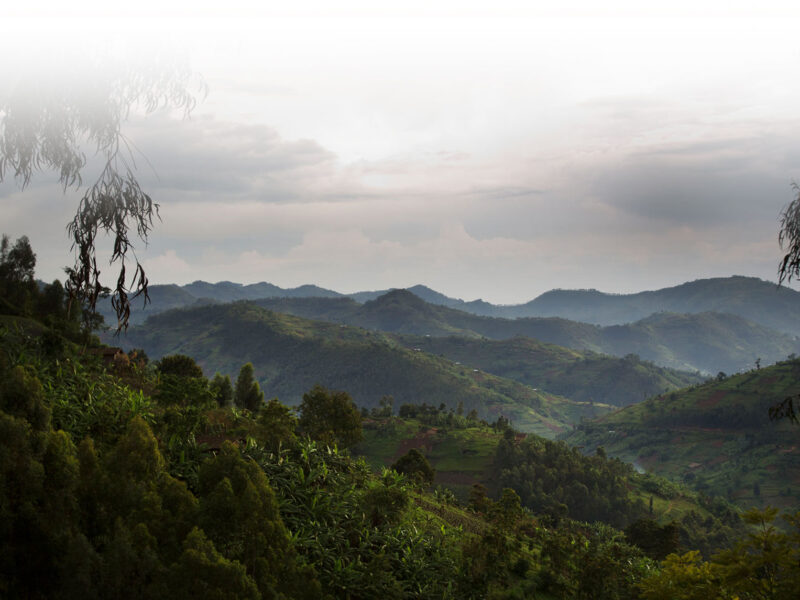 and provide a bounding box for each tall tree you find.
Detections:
[298,384,362,448]
[210,373,234,408]
[0,234,37,313]
[234,363,264,412]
